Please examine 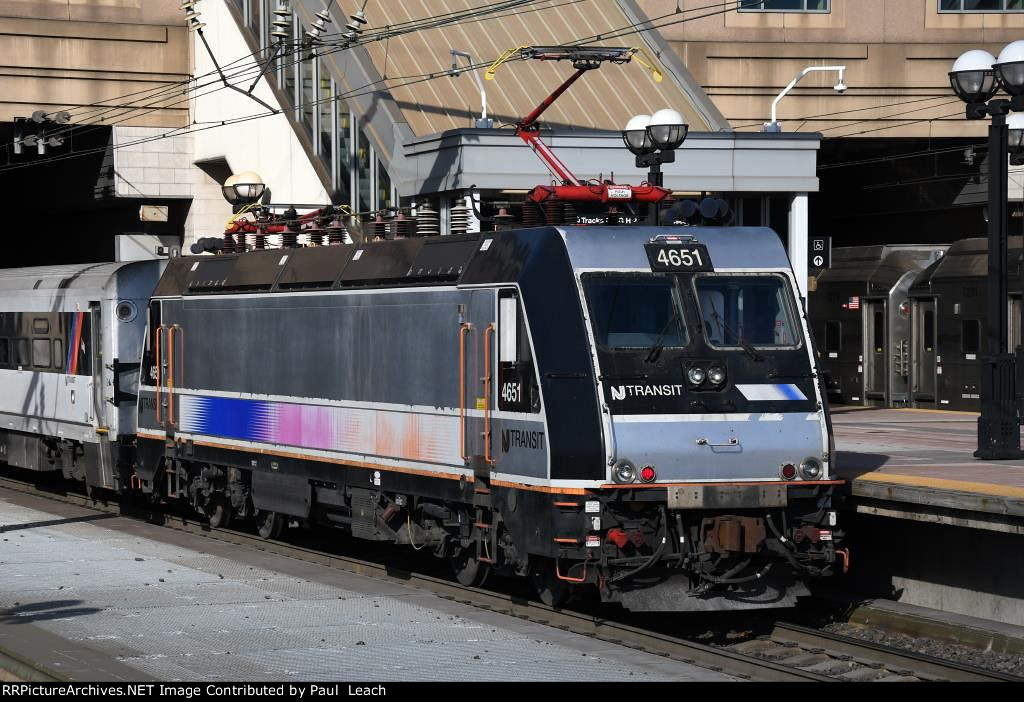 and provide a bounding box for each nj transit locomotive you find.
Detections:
[1,227,844,611]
